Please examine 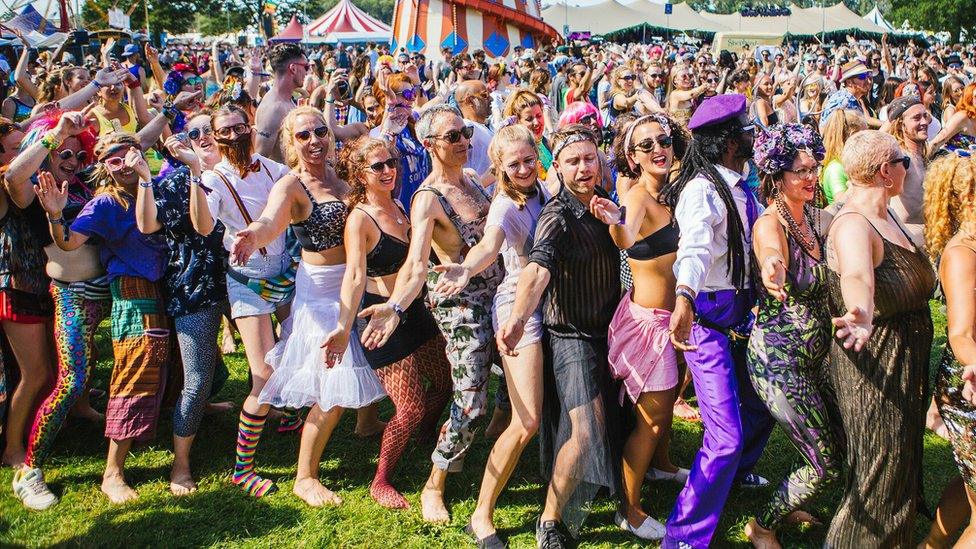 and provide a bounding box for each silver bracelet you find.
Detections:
[138,180,153,188]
